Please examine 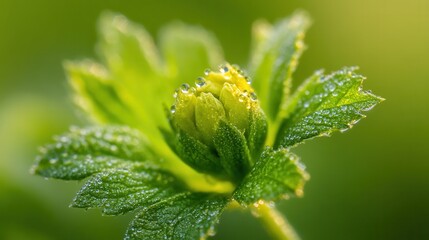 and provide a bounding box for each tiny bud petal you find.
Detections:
[174,89,199,140]
[220,83,249,133]
[195,92,226,147]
